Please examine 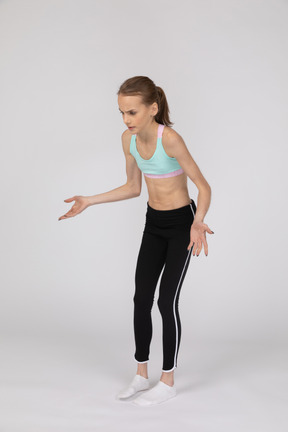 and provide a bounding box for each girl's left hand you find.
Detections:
[187,221,214,256]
